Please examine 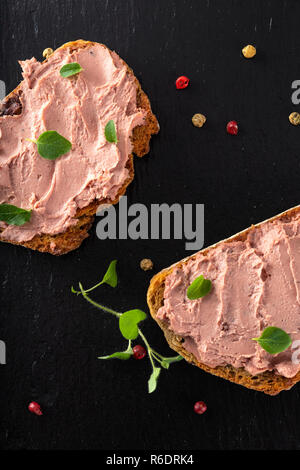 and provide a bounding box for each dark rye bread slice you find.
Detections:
[0,40,159,255]
[147,205,300,395]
